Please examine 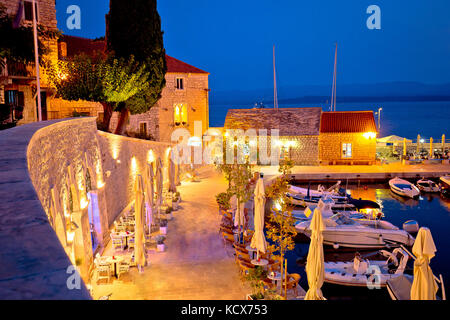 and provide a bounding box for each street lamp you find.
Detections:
[376,107,382,131]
